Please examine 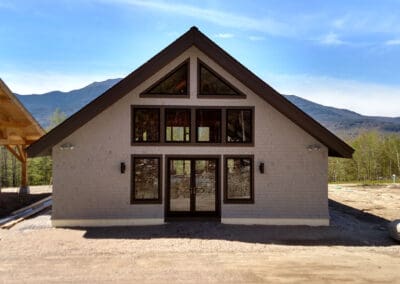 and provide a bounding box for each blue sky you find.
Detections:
[1,0,400,116]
